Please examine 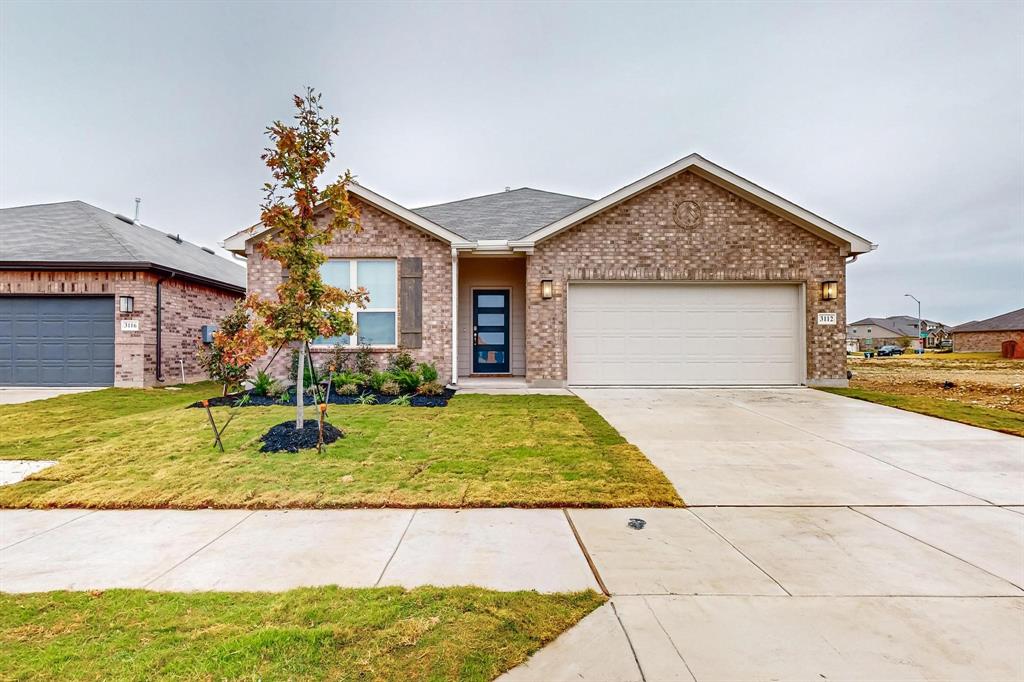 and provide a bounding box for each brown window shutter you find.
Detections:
[399,257,423,348]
